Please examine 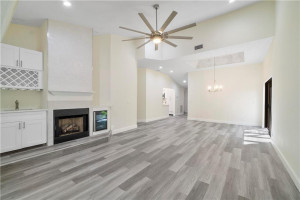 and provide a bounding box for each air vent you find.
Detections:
[194,44,203,50]
[196,52,244,69]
